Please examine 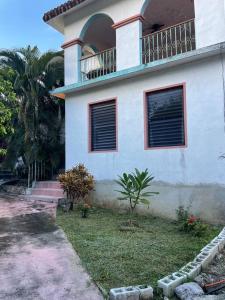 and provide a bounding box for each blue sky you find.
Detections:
[0,0,65,53]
